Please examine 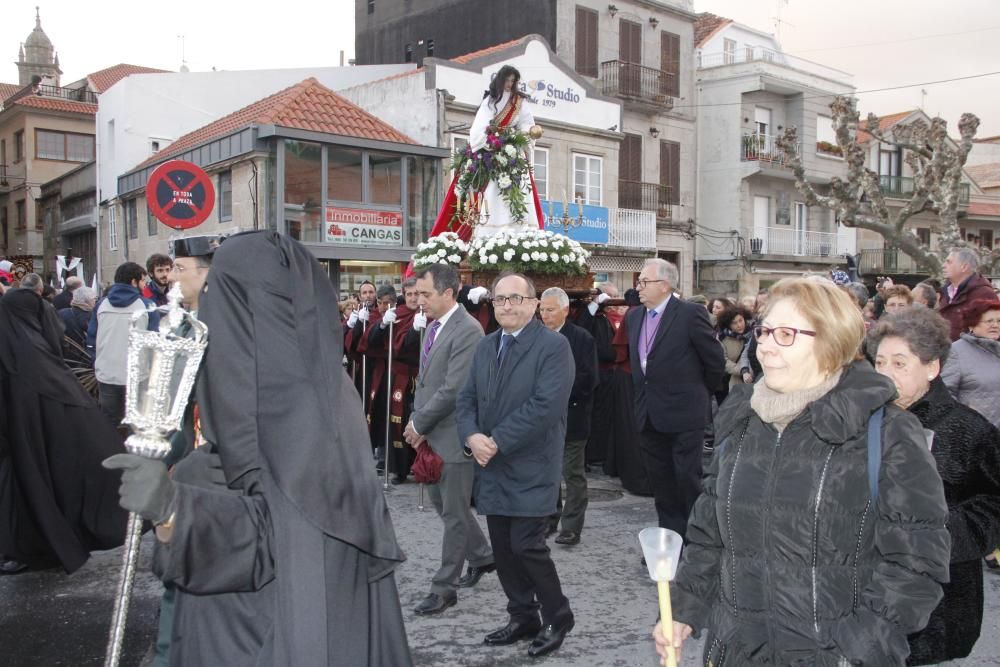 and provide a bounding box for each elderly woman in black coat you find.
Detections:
[869,307,1000,665]
[653,277,950,666]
